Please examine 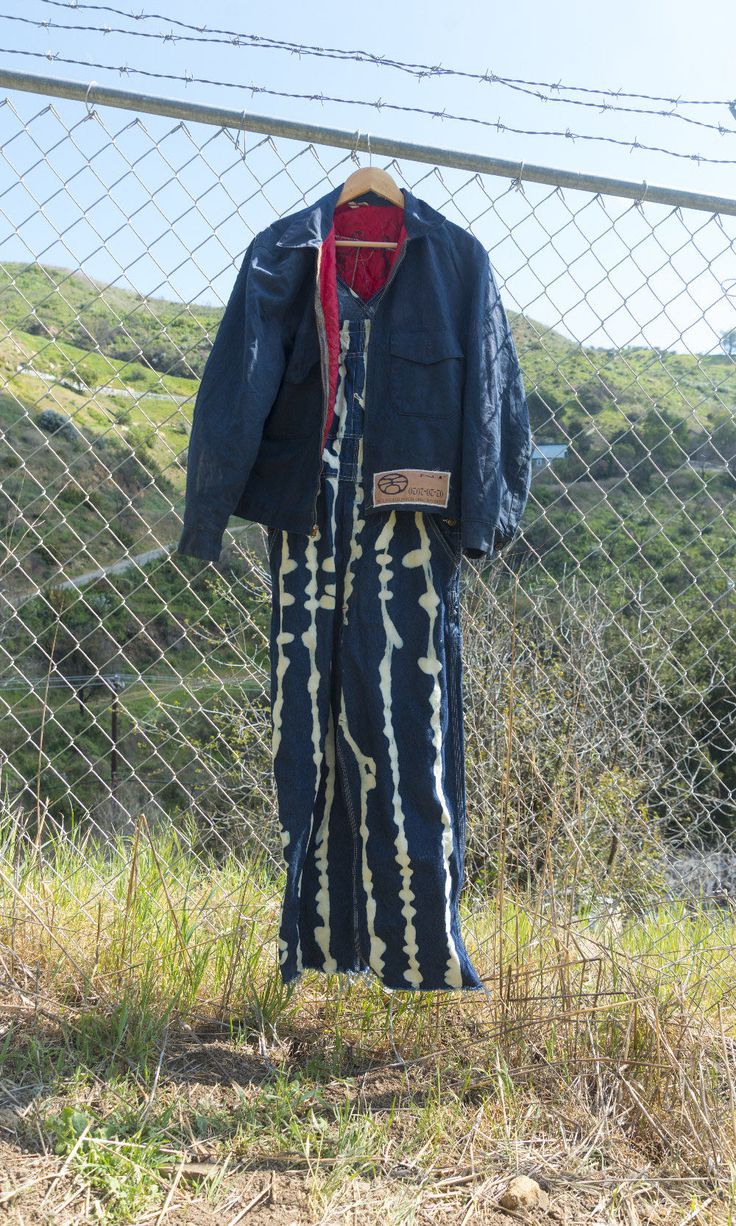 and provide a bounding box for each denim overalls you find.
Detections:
[267,267,485,993]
